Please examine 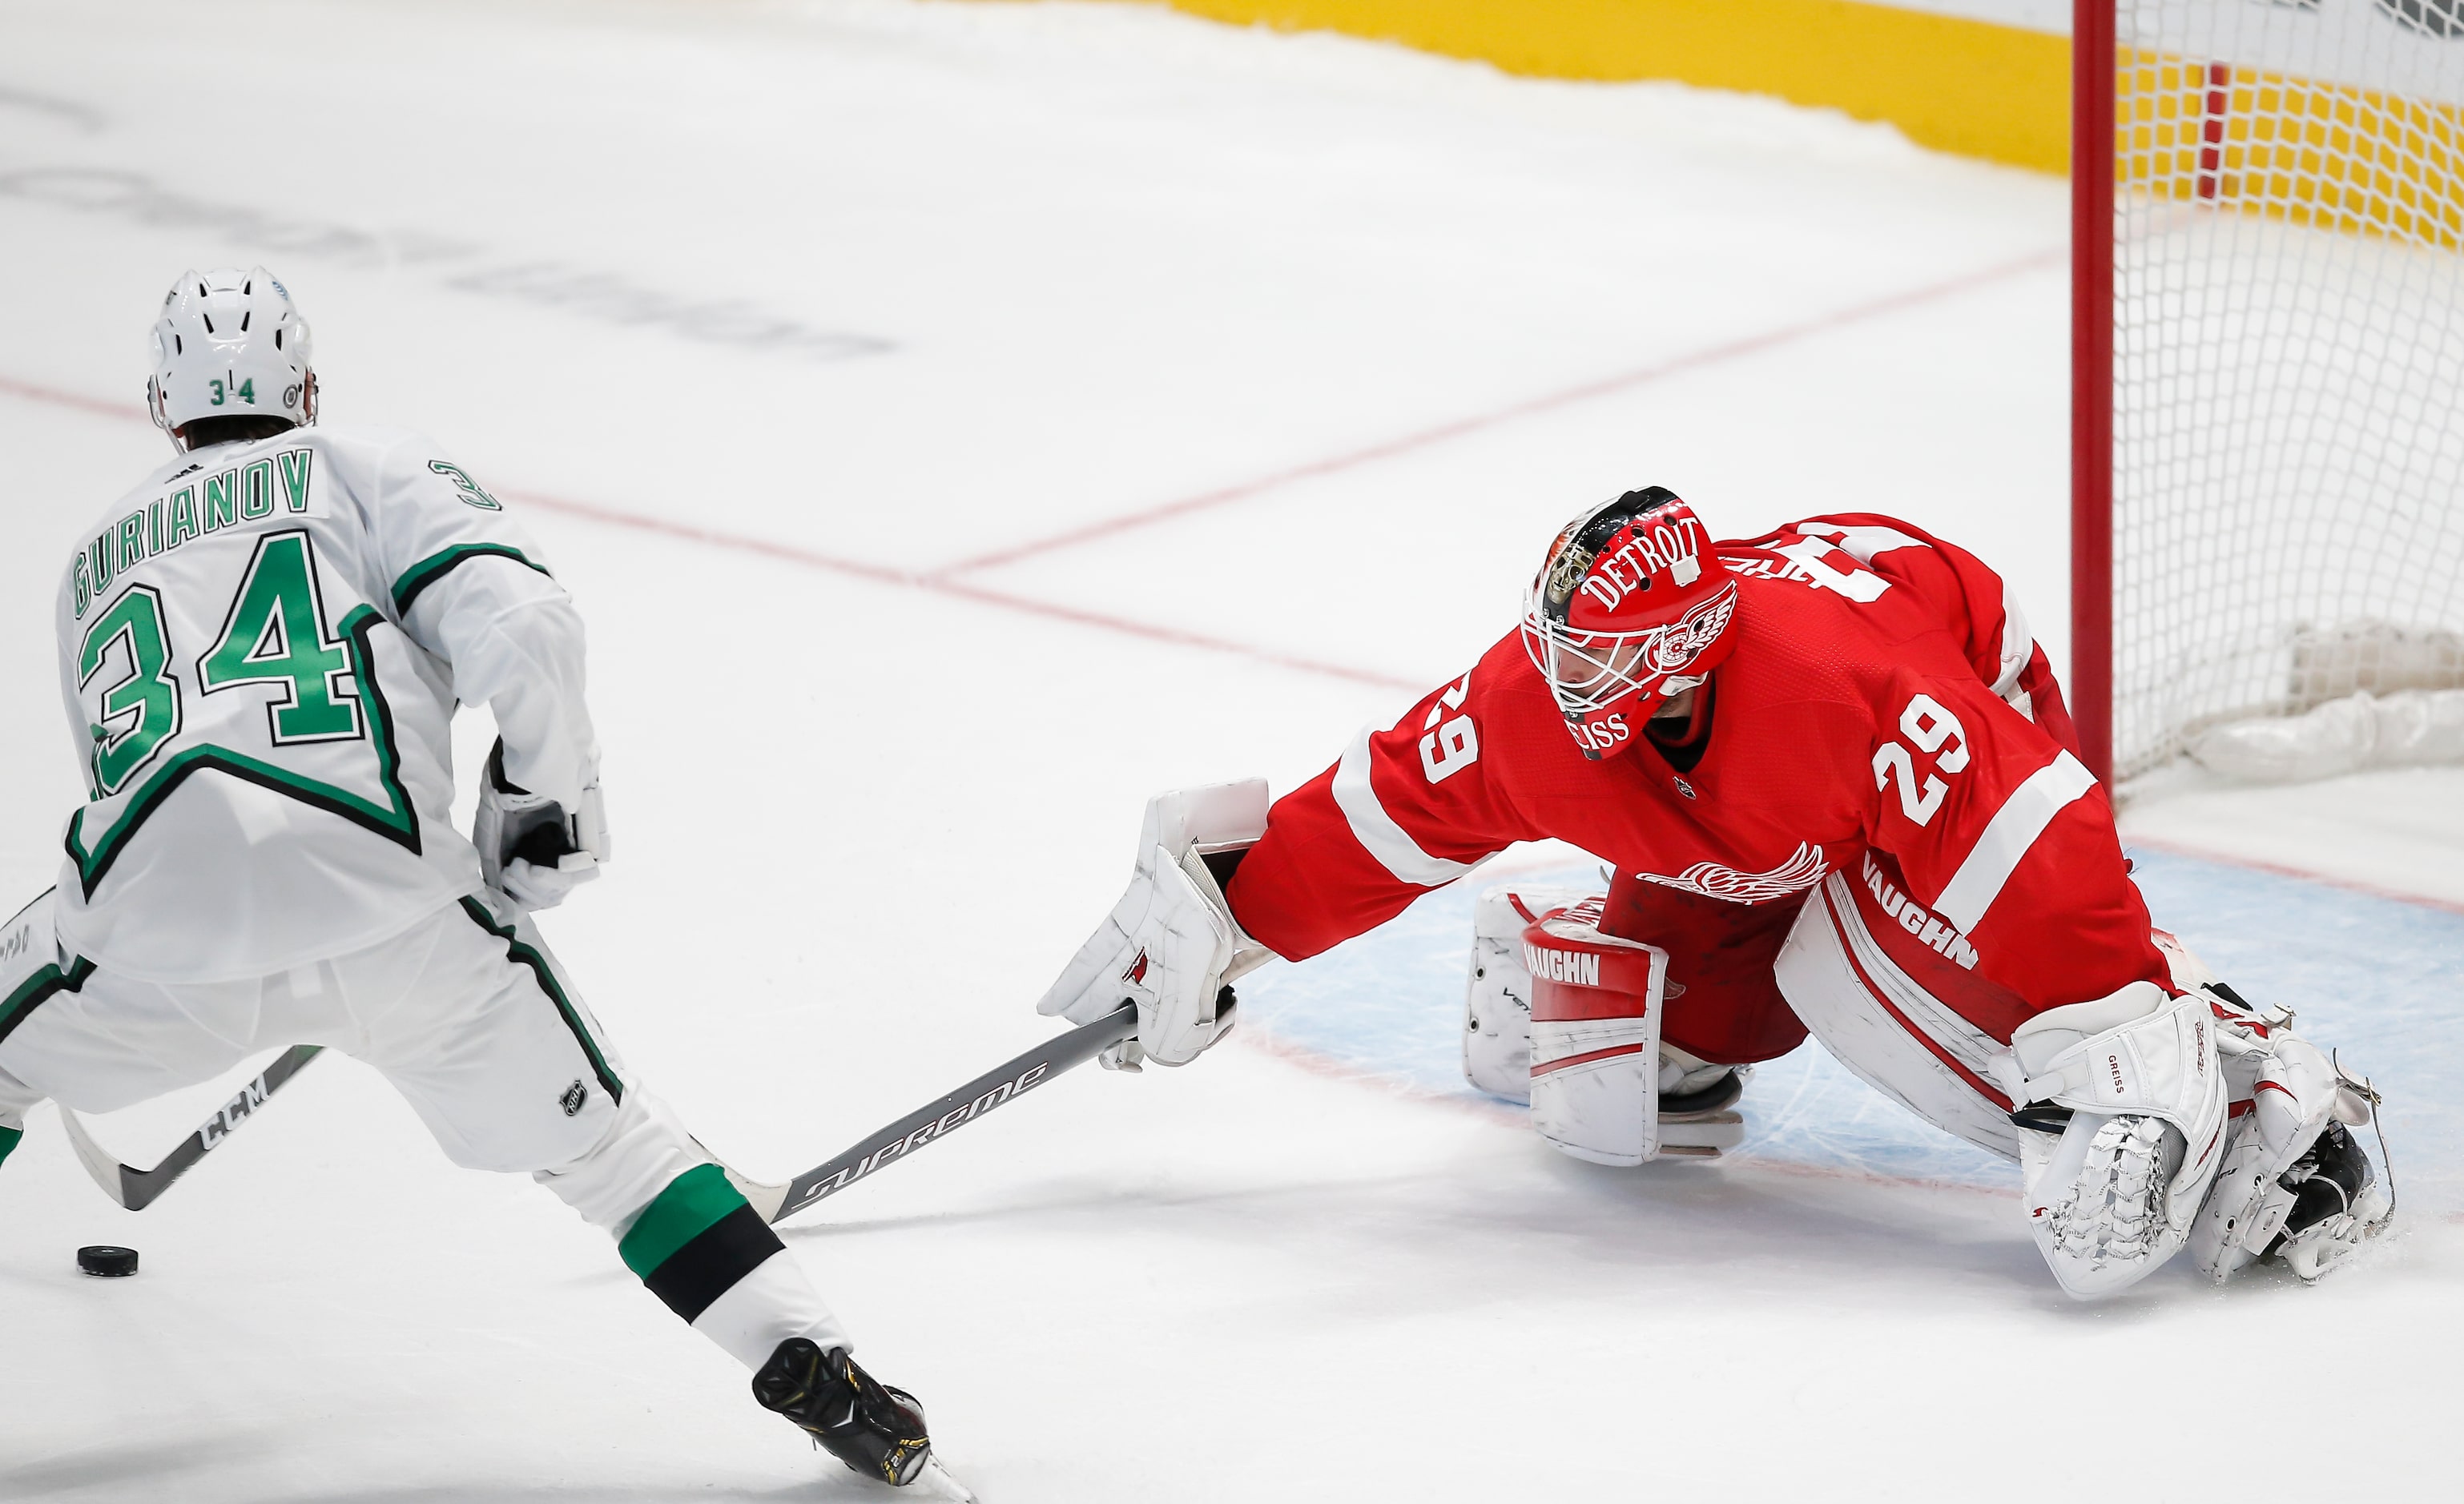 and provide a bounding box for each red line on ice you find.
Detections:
[928,247,2065,580]
[0,374,1420,694]
[0,375,142,423]
[501,489,1422,693]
